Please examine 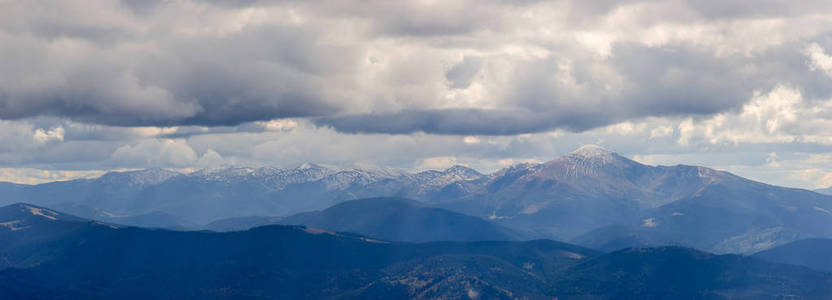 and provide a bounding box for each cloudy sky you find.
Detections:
[2,0,832,189]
